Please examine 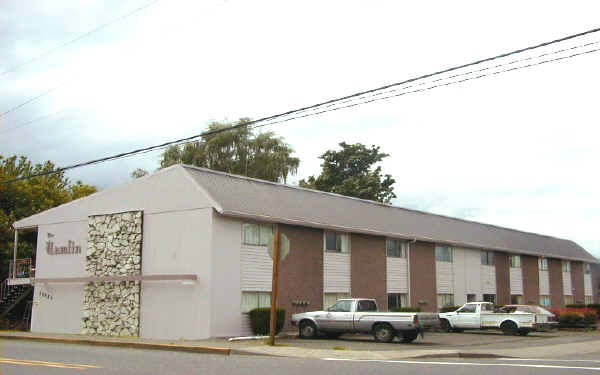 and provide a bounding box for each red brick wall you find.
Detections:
[522,255,540,305]
[409,241,437,312]
[350,234,387,311]
[495,252,510,305]
[571,262,585,304]
[278,225,323,327]
[548,258,564,308]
